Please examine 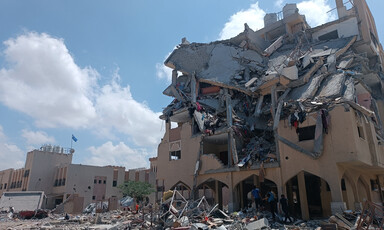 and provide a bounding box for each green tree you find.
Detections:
[118,180,155,202]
